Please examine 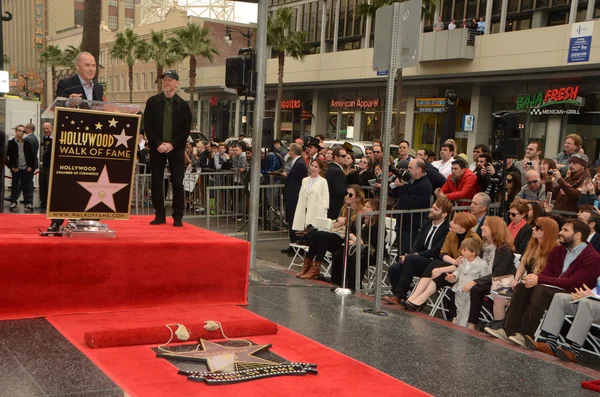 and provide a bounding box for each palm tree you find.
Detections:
[267,9,308,139]
[40,45,63,96]
[137,30,180,92]
[62,45,81,75]
[110,28,145,104]
[356,0,435,139]
[169,23,219,121]
[81,0,101,67]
